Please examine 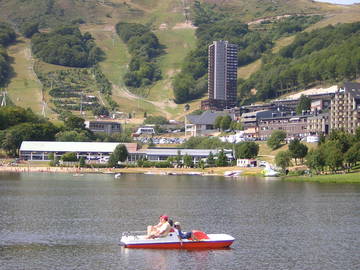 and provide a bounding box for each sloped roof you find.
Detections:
[19,141,138,153]
[186,111,235,125]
